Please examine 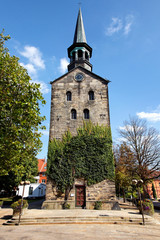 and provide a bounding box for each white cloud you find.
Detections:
[137,112,160,122]
[32,79,50,94]
[105,15,134,36]
[20,62,36,75]
[58,58,69,74]
[105,17,123,36]
[115,137,127,143]
[119,125,132,131]
[20,45,45,69]
[40,130,49,136]
[18,45,49,94]
[124,15,134,35]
